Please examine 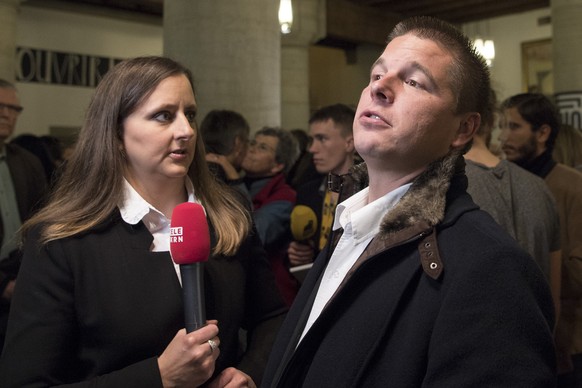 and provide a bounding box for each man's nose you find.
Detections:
[370,76,395,103]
